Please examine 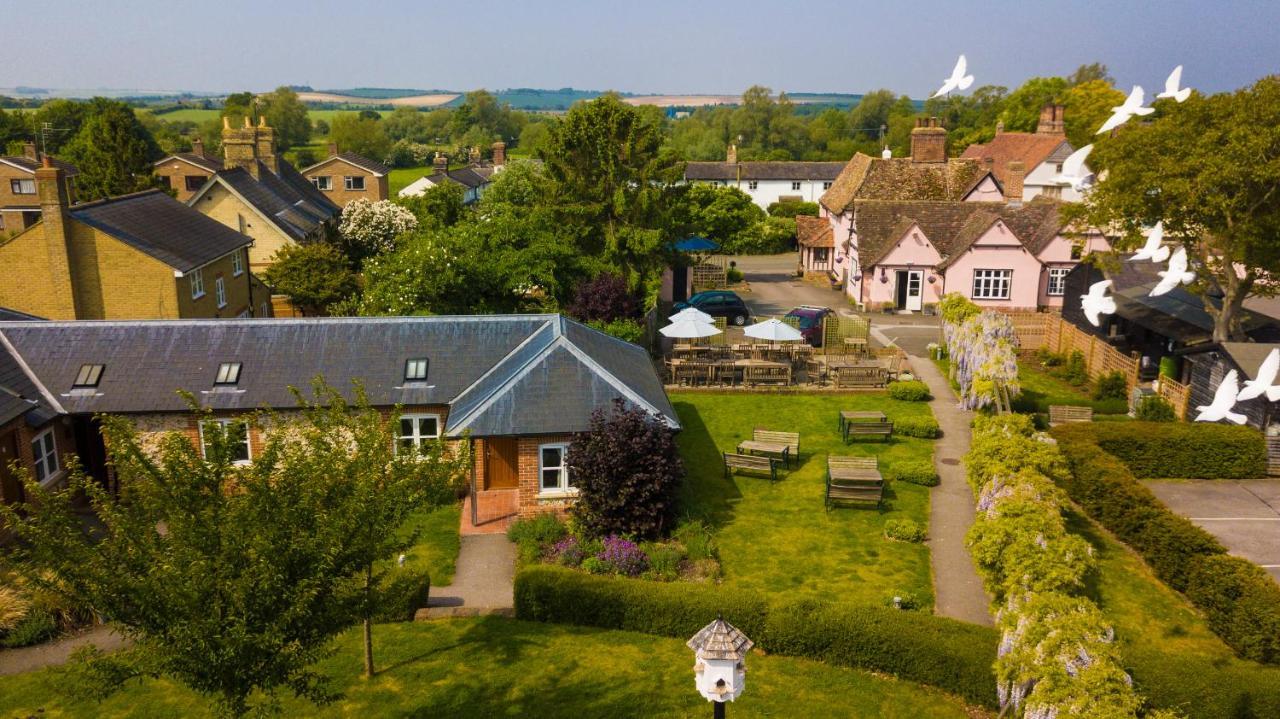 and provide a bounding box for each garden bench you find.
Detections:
[723,452,783,482]
[844,421,893,443]
[834,365,886,388]
[1048,405,1093,426]
[826,456,883,509]
[742,428,800,468]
